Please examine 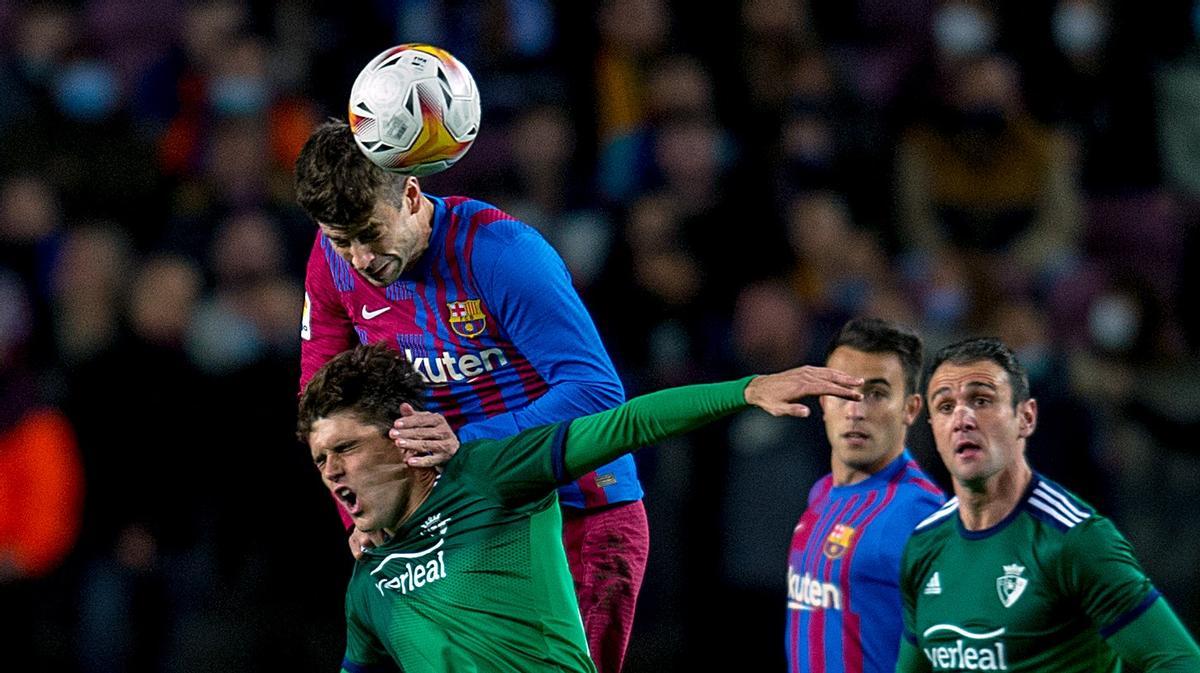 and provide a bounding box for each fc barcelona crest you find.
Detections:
[823,523,856,560]
[448,299,487,338]
[996,563,1028,608]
